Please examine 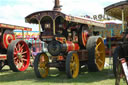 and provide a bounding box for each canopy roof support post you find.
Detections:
[22,30,24,40]
[122,8,125,32]
[26,31,28,39]
[38,21,41,32]
[53,19,56,35]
